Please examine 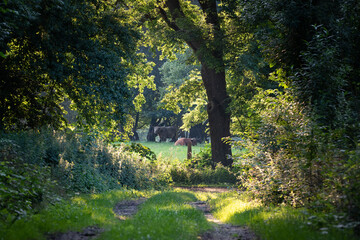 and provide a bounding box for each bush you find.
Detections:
[184,143,213,168]
[233,90,360,234]
[0,139,60,224]
[166,144,236,185]
[0,130,168,194]
[169,161,236,185]
[0,129,172,230]
[122,142,157,162]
